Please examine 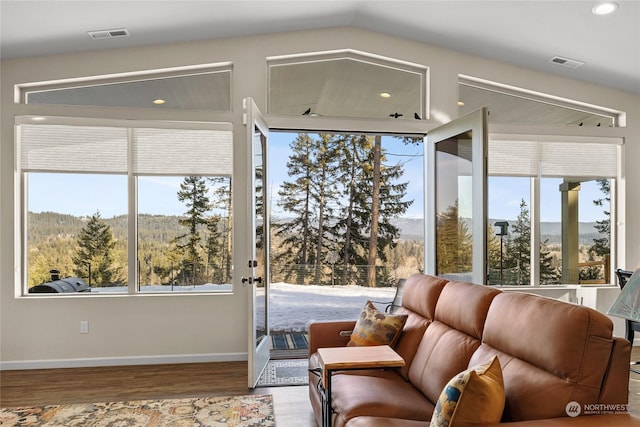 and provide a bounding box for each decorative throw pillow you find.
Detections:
[347,300,408,347]
[430,356,505,427]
